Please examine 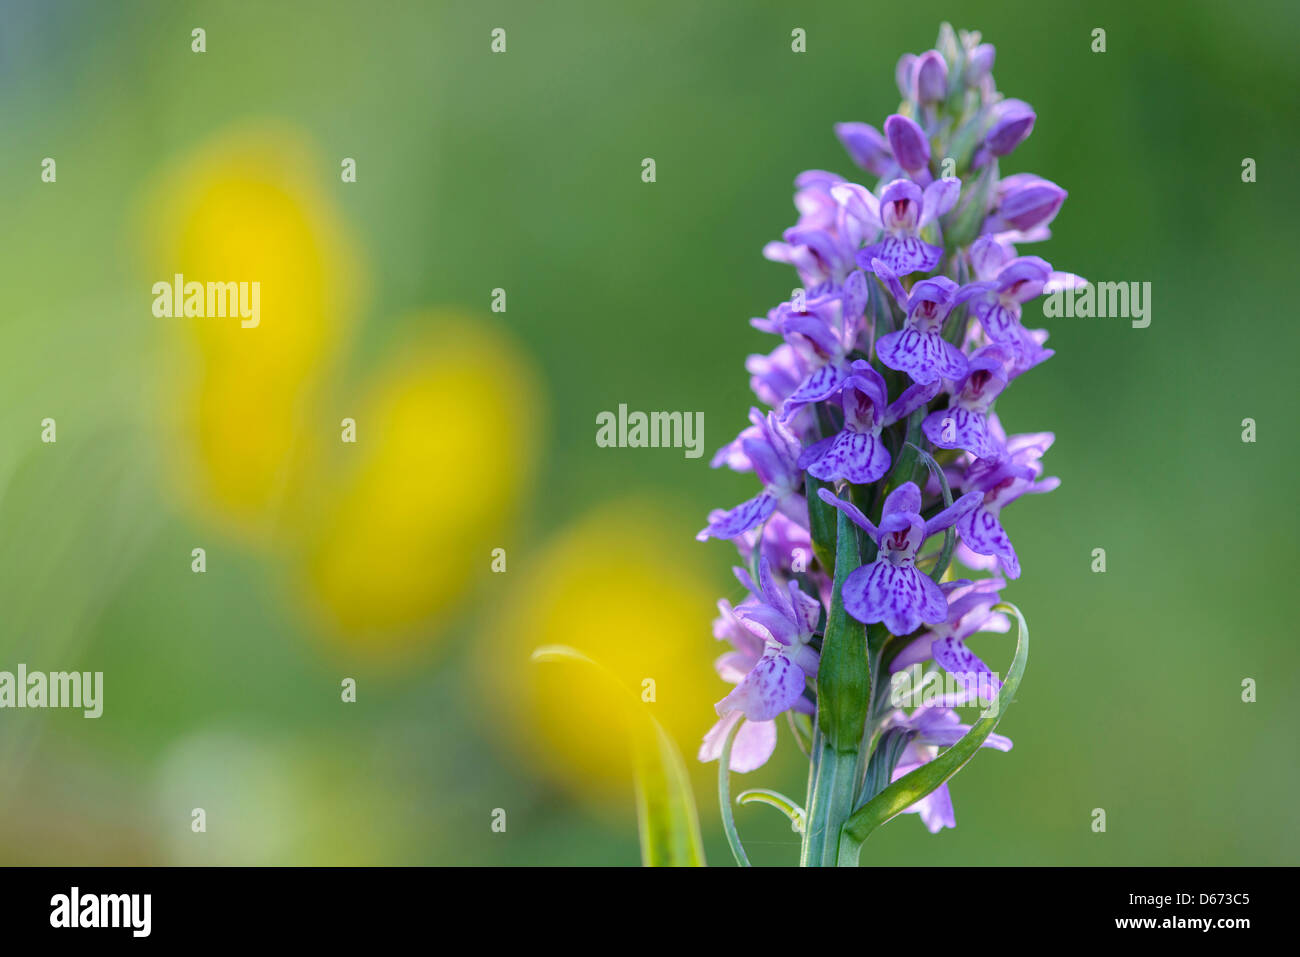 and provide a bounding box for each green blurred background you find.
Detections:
[1,0,1297,865]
